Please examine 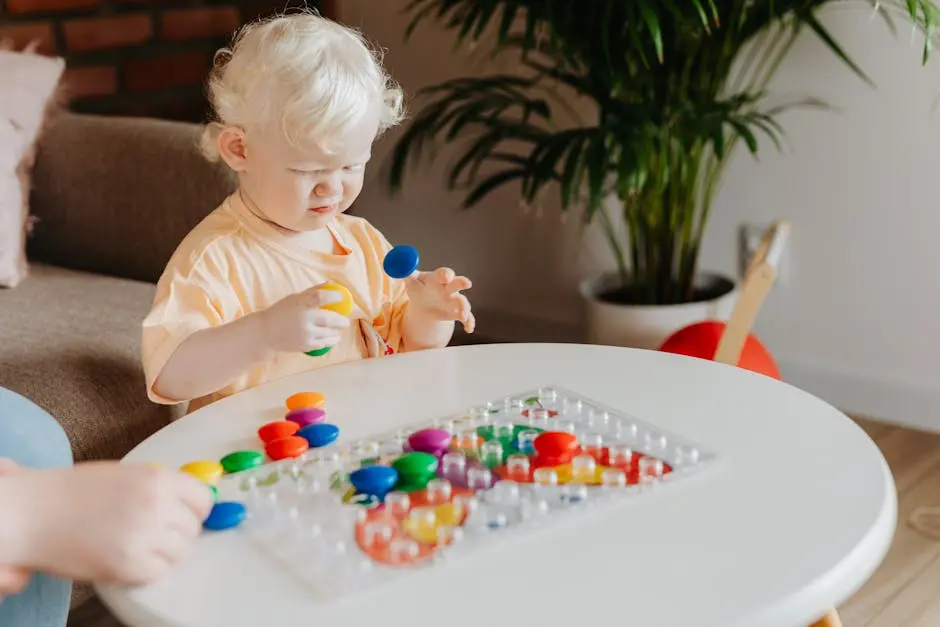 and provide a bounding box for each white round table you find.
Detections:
[95,343,895,627]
